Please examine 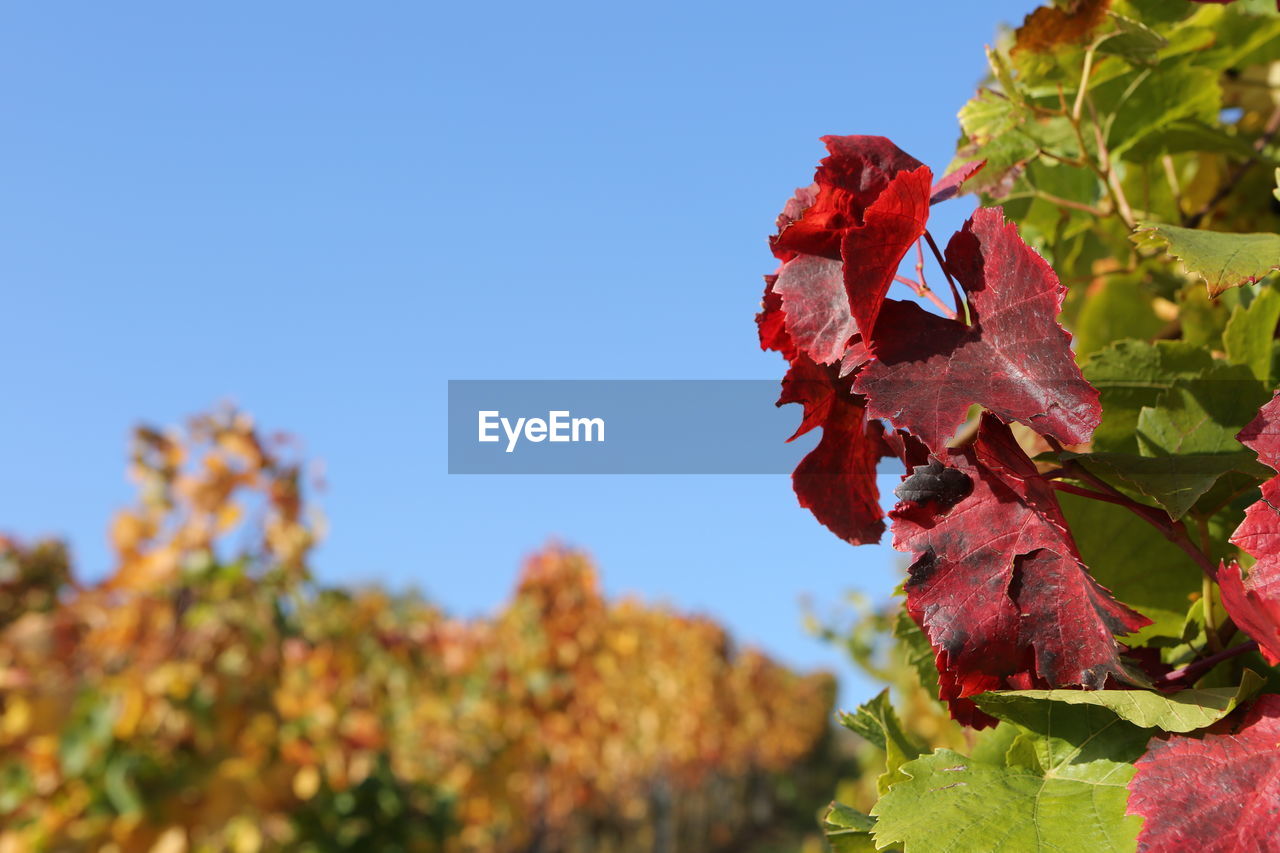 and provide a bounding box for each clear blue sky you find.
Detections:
[0,1,1036,707]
